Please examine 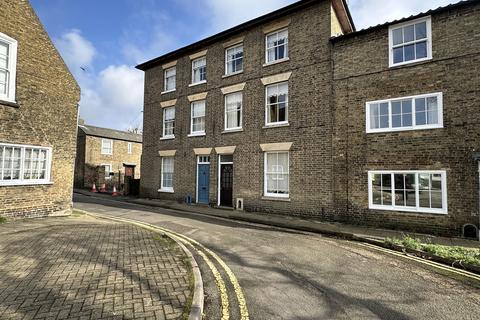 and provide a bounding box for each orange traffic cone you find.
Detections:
[100,183,107,193]
[91,183,98,193]
[112,185,118,197]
